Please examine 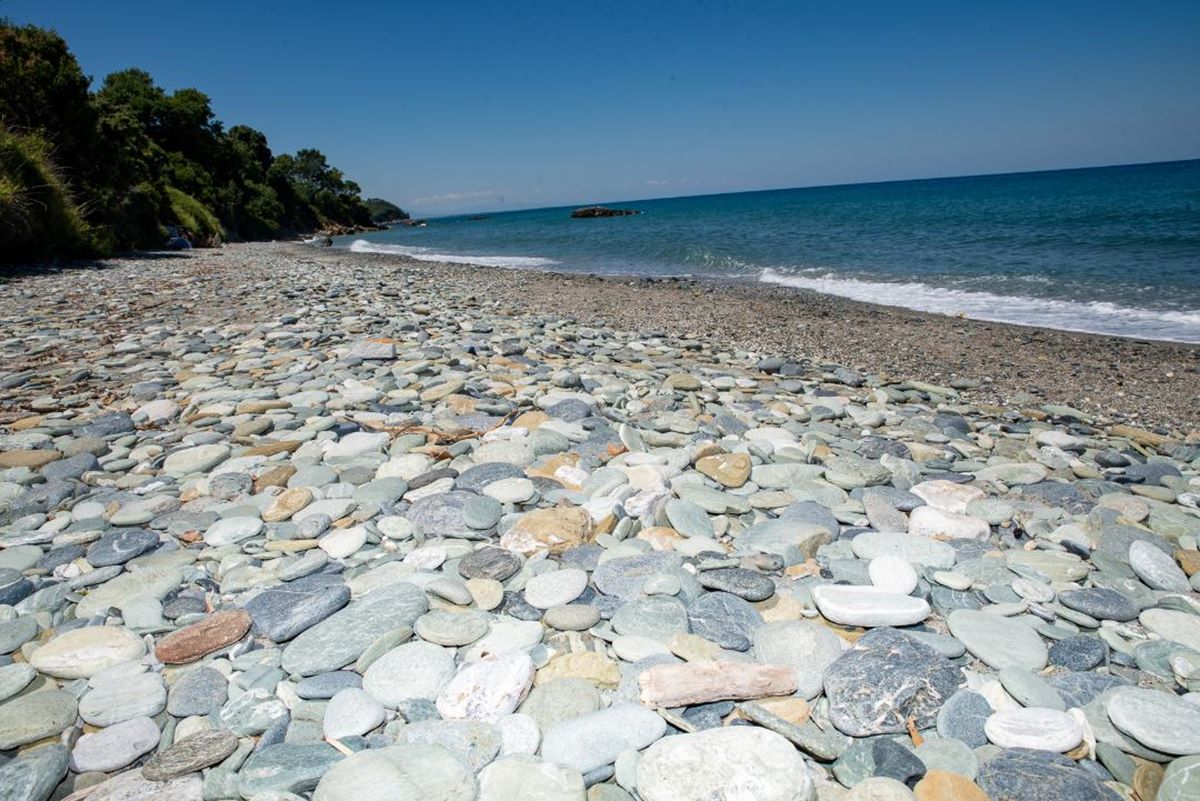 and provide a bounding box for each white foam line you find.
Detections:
[346,239,558,269]
[759,268,1200,344]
